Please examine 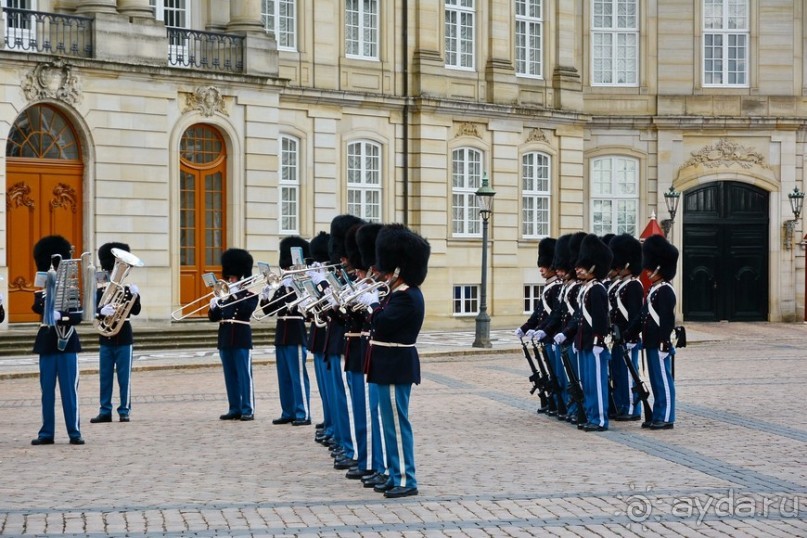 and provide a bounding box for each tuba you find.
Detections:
[94,248,144,337]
